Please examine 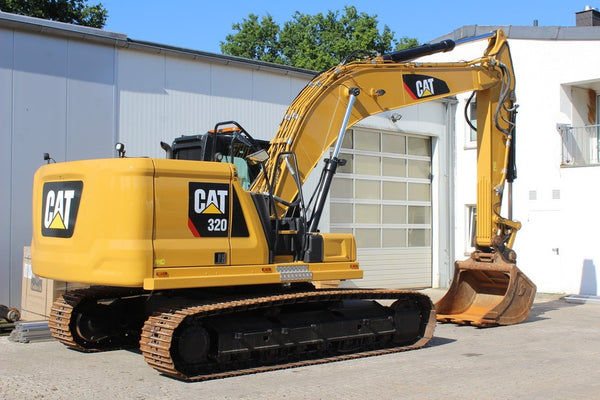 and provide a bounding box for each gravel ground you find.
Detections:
[1,290,599,400]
